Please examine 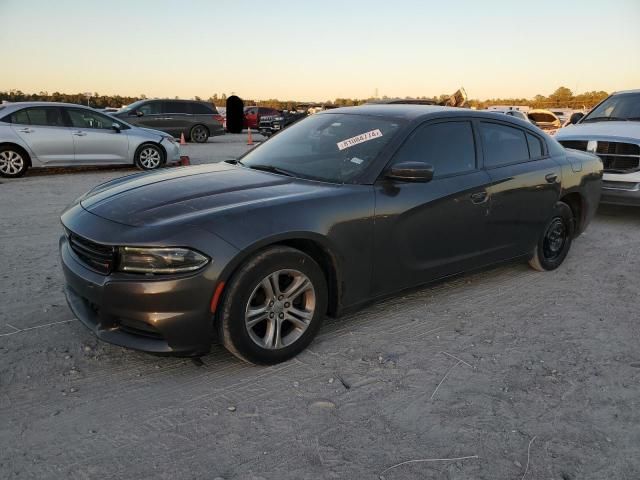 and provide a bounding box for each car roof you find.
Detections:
[320,105,544,133]
[0,101,100,113]
[612,89,640,95]
[319,104,523,122]
[0,101,94,109]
